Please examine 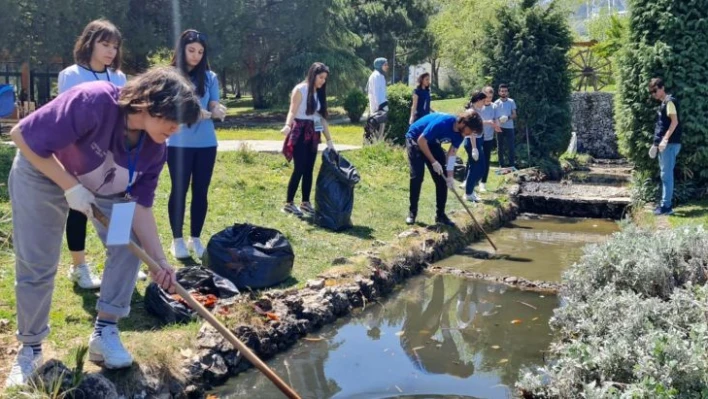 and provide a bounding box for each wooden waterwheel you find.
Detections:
[569,41,612,91]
